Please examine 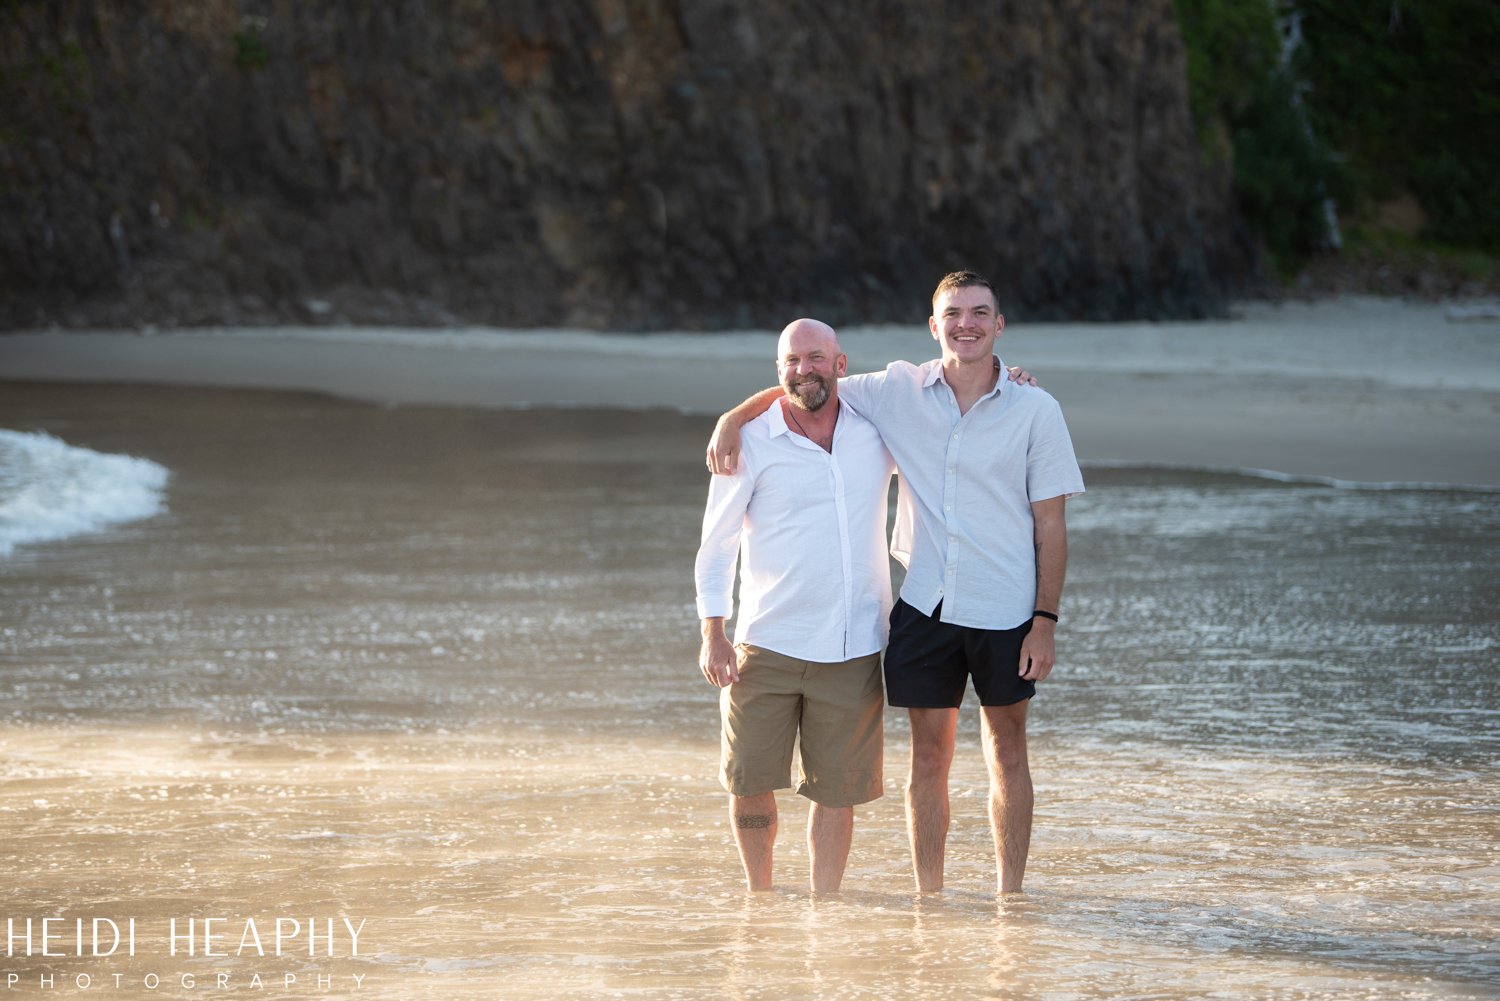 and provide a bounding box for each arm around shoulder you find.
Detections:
[707,386,781,475]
